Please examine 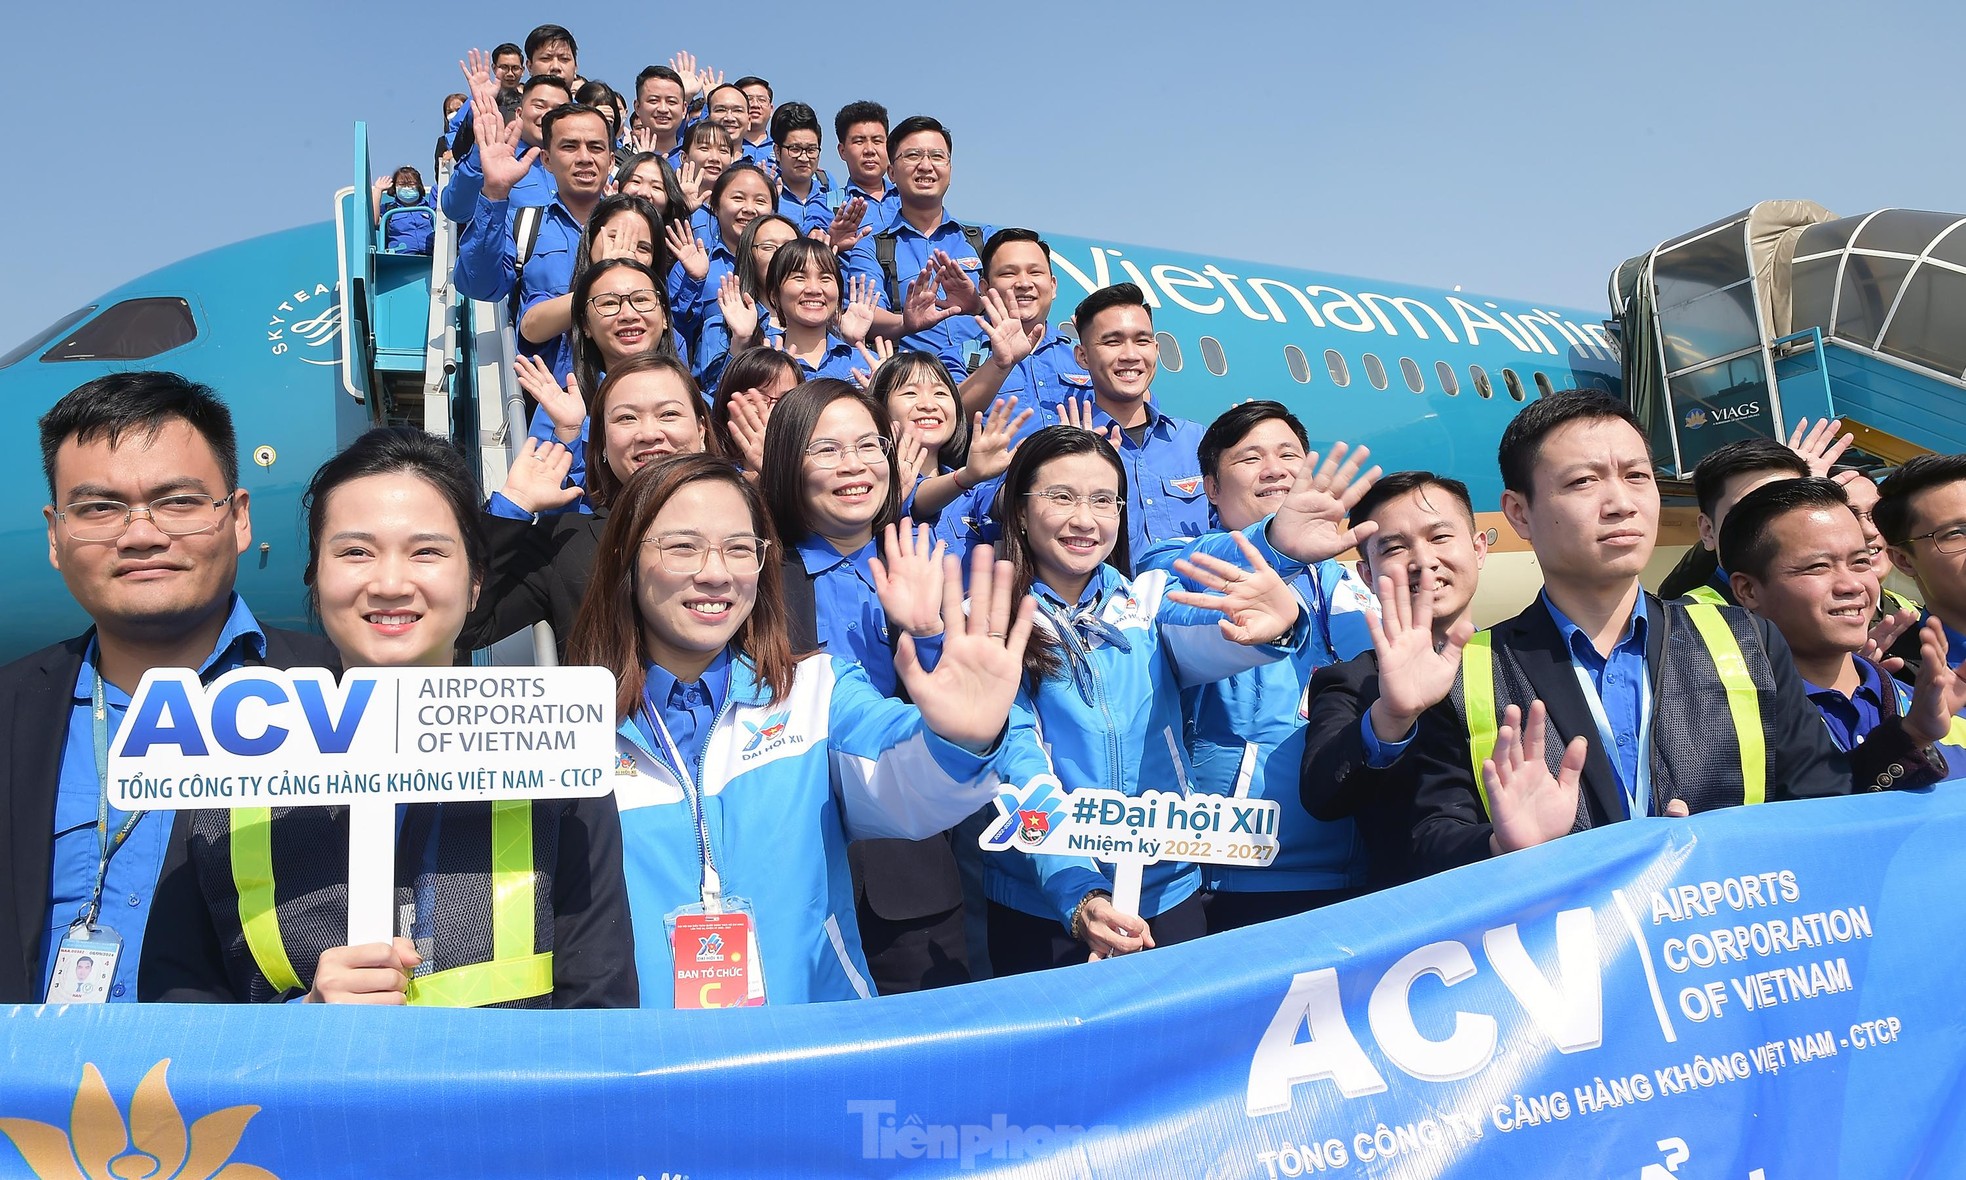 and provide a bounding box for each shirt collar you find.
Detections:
[74,593,268,702]
[1541,588,1649,665]
[643,649,731,715]
[1802,655,1886,705]
[796,532,877,578]
[1034,566,1116,611]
